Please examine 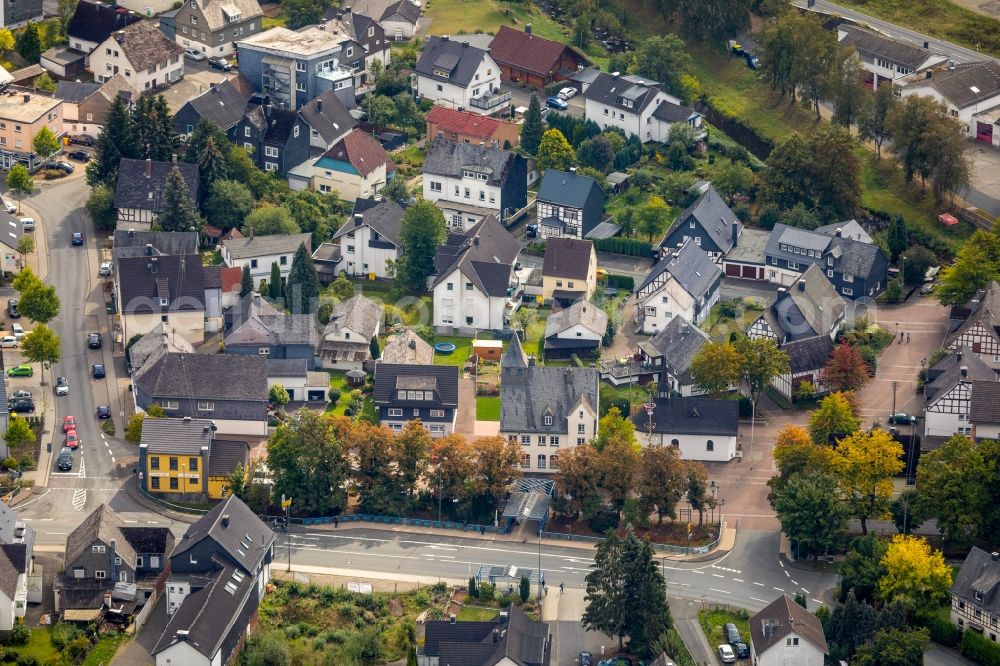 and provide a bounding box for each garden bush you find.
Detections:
[594,237,653,257]
[588,510,620,533]
[962,629,1000,666]
[919,611,961,648]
